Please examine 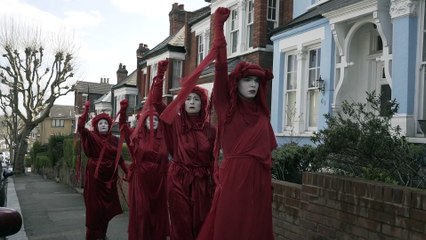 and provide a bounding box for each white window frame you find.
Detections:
[171,60,183,90]
[246,0,254,49]
[416,0,426,136]
[305,47,321,130]
[196,30,210,65]
[229,7,240,54]
[197,34,204,65]
[151,63,158,85]
[284,52,298,131]
[267,0,278,31]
